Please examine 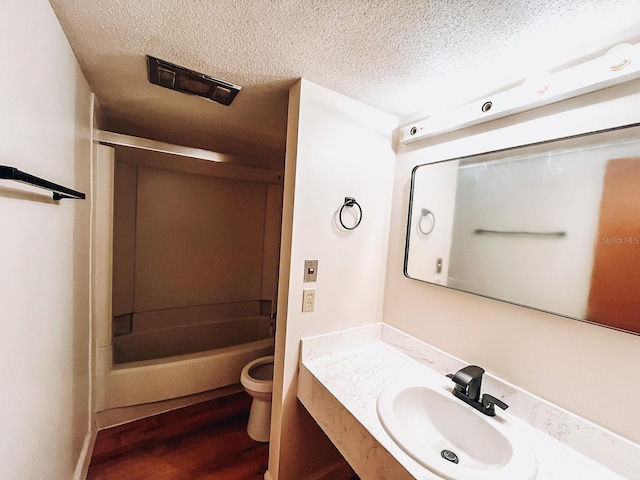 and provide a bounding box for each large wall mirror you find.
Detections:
[405,123,640,335]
